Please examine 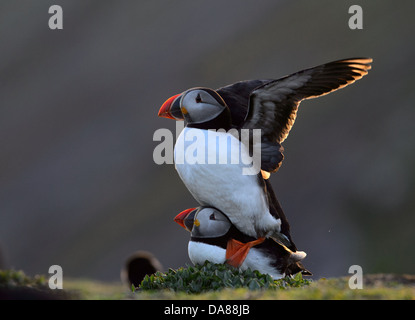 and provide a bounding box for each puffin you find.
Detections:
[158,58,372,242]
[174,206,311,279]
